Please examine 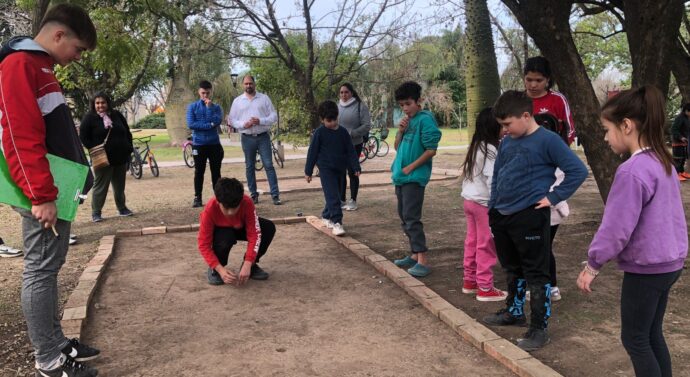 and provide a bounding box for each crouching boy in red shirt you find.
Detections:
[198,177,275,285]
